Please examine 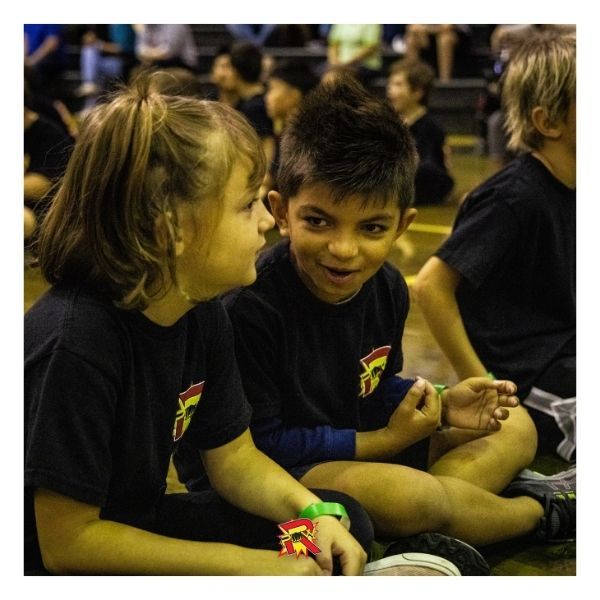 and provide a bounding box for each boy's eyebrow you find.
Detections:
[299,204,397,222]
